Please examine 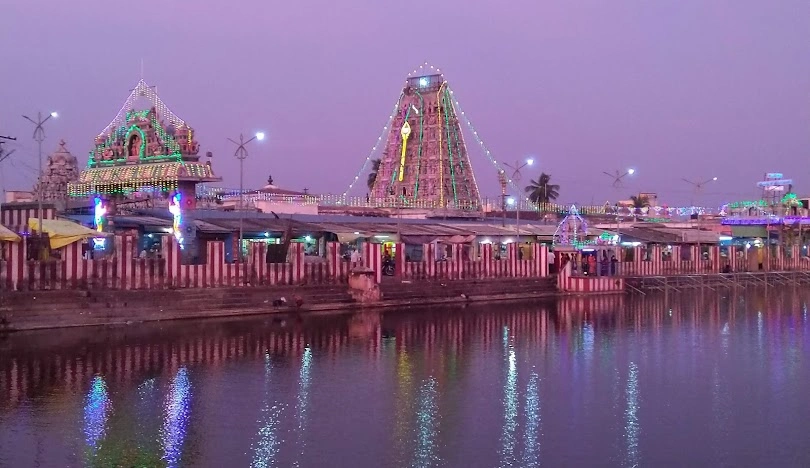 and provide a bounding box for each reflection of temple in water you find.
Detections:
[1,289,806,408]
